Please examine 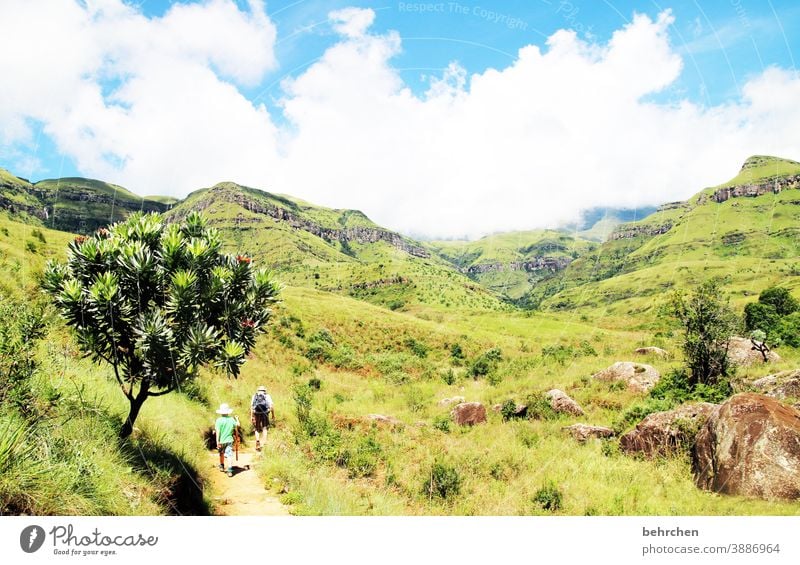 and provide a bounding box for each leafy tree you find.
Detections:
[668,281,739,386]
[42,212,280,438]
[758,286,799,317]
[743,302,779,334]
